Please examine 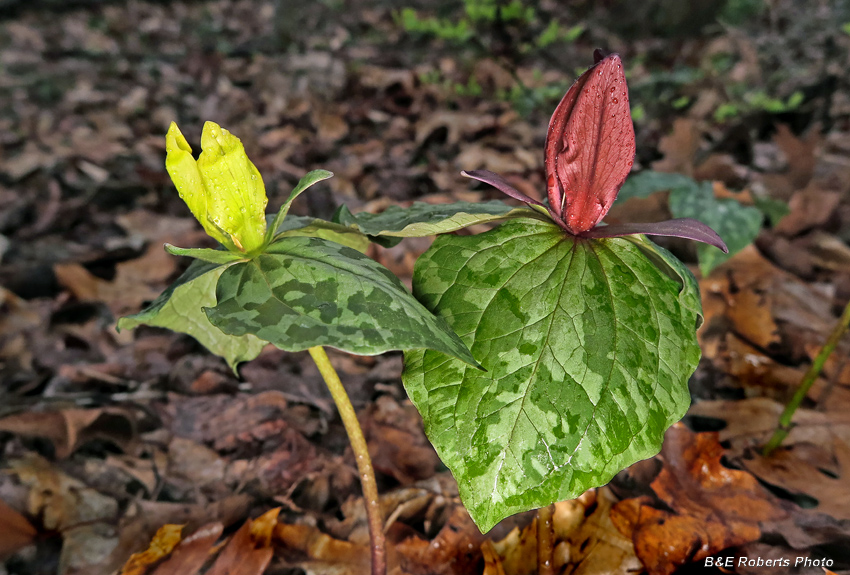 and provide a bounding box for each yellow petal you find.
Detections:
[197,122,268,253]
[165,122,232,248]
